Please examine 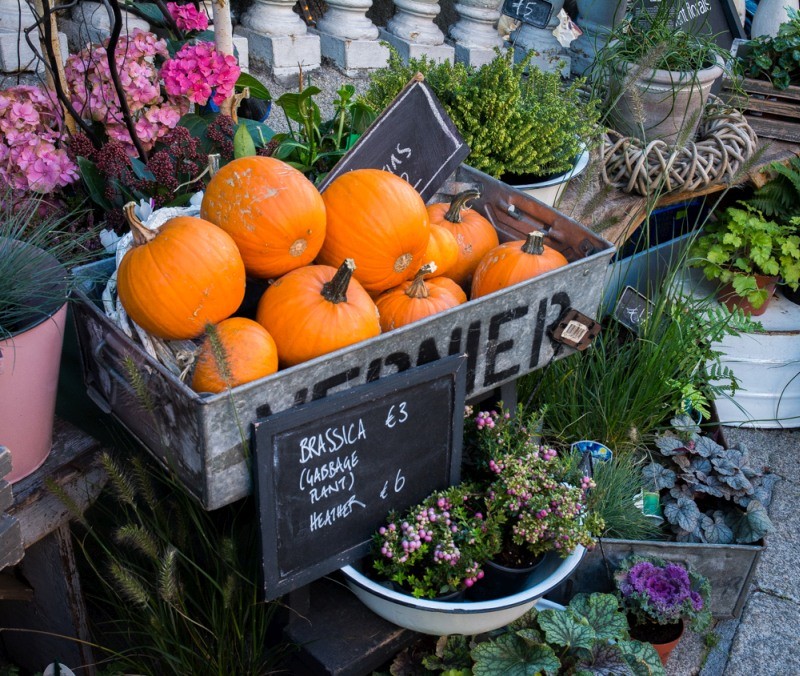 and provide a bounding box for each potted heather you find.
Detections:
[615,555,712,665]
[370,483,501,600]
